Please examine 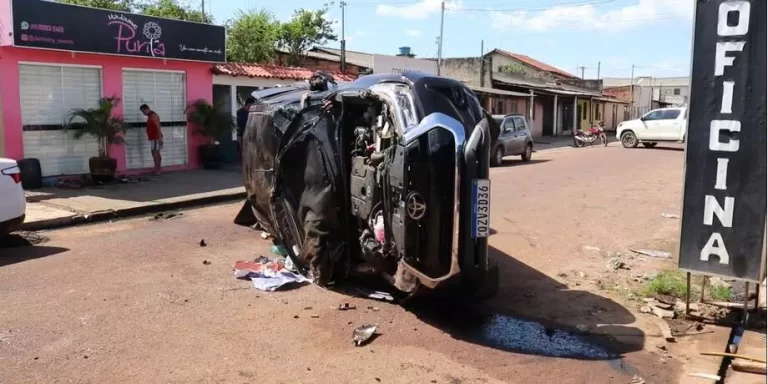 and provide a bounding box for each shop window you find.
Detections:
[673,88,681,95]
[20,64,102,176]
[122,70,188,169]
